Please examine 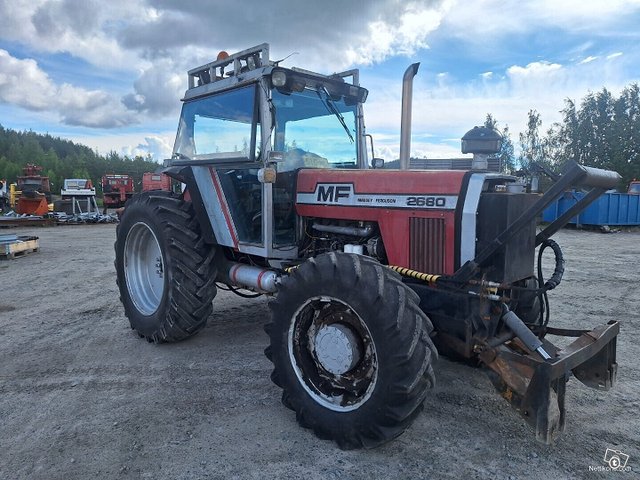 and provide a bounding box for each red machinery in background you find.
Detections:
[16,164,51,215]
[101,174,135,211]
[142,172,172,192]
